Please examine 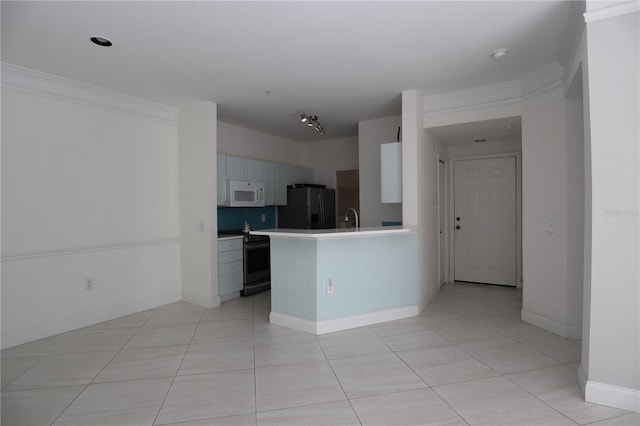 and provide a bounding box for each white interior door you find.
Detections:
[454,157,516,286]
